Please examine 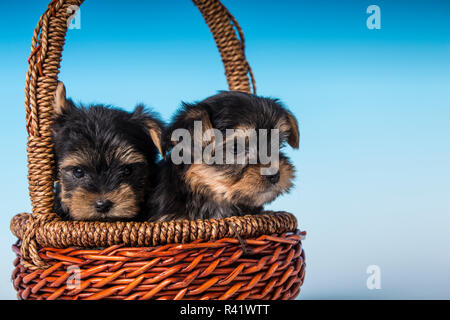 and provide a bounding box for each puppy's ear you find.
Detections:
[184,105,214,137]
[145,119,164,159]
[53,81,70,116]
[169,103,214,147]
[133,105,165,158]
[284,109,299,149]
